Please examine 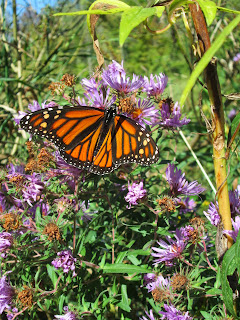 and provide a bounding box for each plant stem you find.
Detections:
[189,4,232,248]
